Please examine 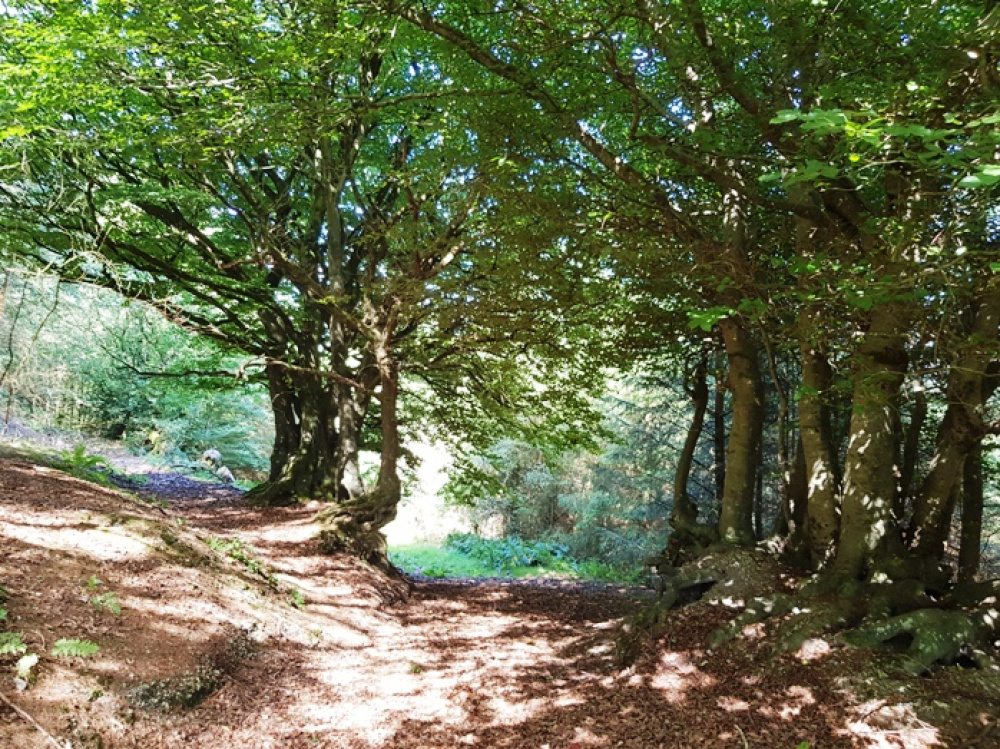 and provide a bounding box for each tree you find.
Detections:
[385,0,1000,581]
[0,0,604,564]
